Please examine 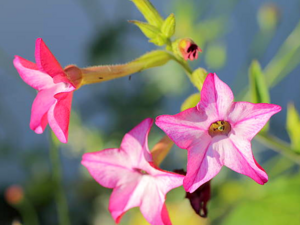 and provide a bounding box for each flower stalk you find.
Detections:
[78,50,173,86]
[49,132,71,225]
